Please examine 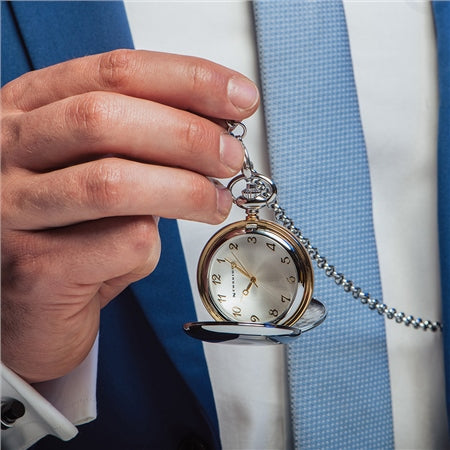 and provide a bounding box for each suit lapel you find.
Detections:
[8,0,218,434]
